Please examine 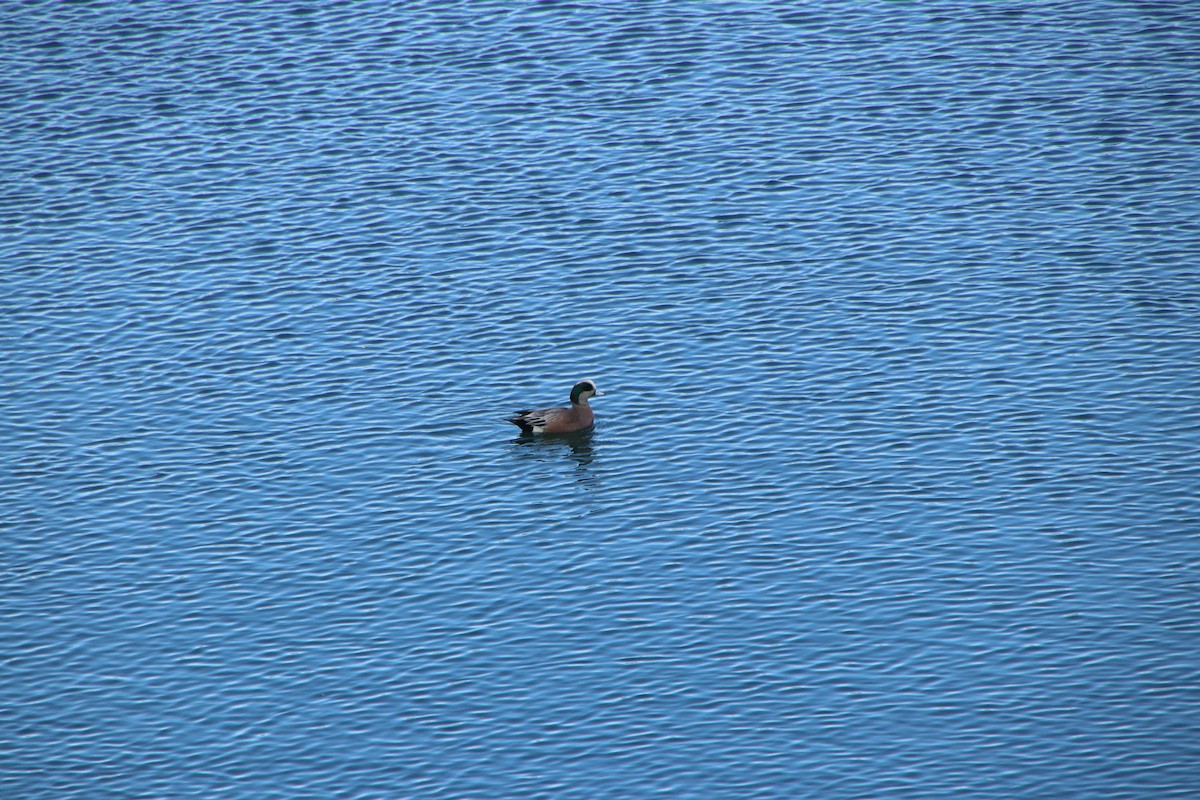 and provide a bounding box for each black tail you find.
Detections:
[505,412,533,433]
